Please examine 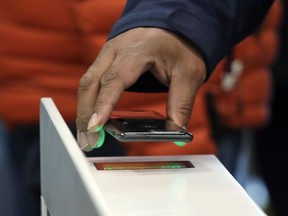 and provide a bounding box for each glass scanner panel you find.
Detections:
[94,161,194,170]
